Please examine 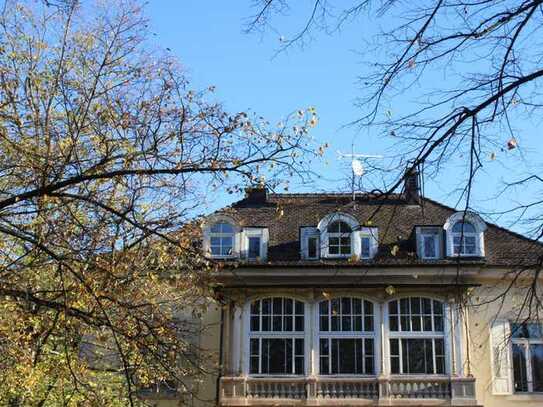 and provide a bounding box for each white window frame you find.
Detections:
[203,216,240,259]
[241,227,269,261]
[300,227,320,260]
[246,297,306,376]
[443,211,486,258]
[416,226,442,259]
[317,213,360,259]
[386,297,448,376]
[316,297,377,376]
[511,322,543,394]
